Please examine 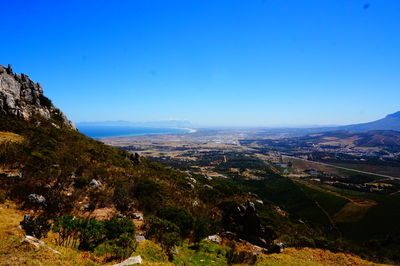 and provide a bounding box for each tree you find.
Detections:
[146,216,181,261]
[192,217,211,248]
[157,206,194,237]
